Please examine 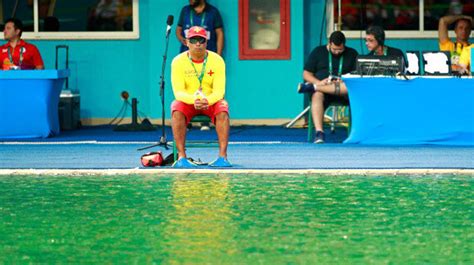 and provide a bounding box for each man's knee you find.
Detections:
[172,111,186,123]
[311,92,325,104]
[215,112,229,123]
